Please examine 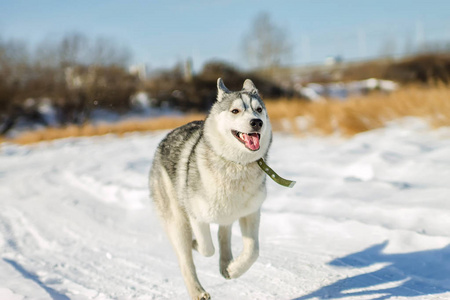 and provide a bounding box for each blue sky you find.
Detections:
[1,0,450,71]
